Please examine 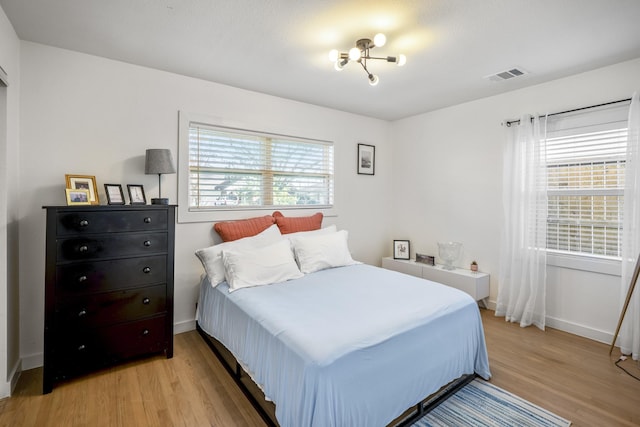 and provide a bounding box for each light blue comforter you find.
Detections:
[198,264,491,427]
